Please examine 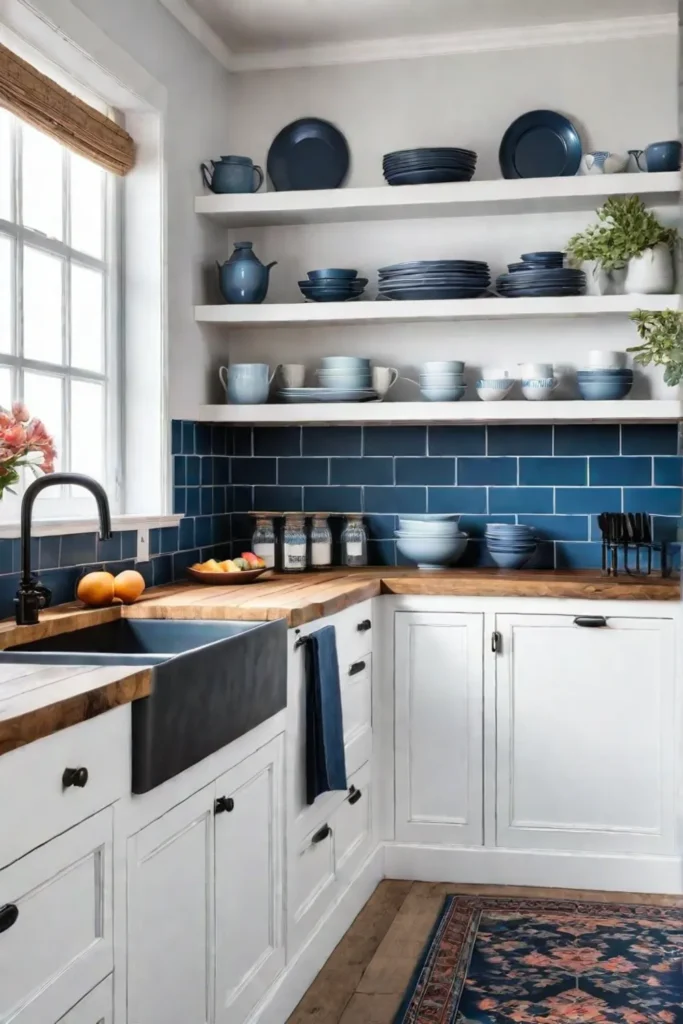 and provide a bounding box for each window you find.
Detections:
[0,105,120,520]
